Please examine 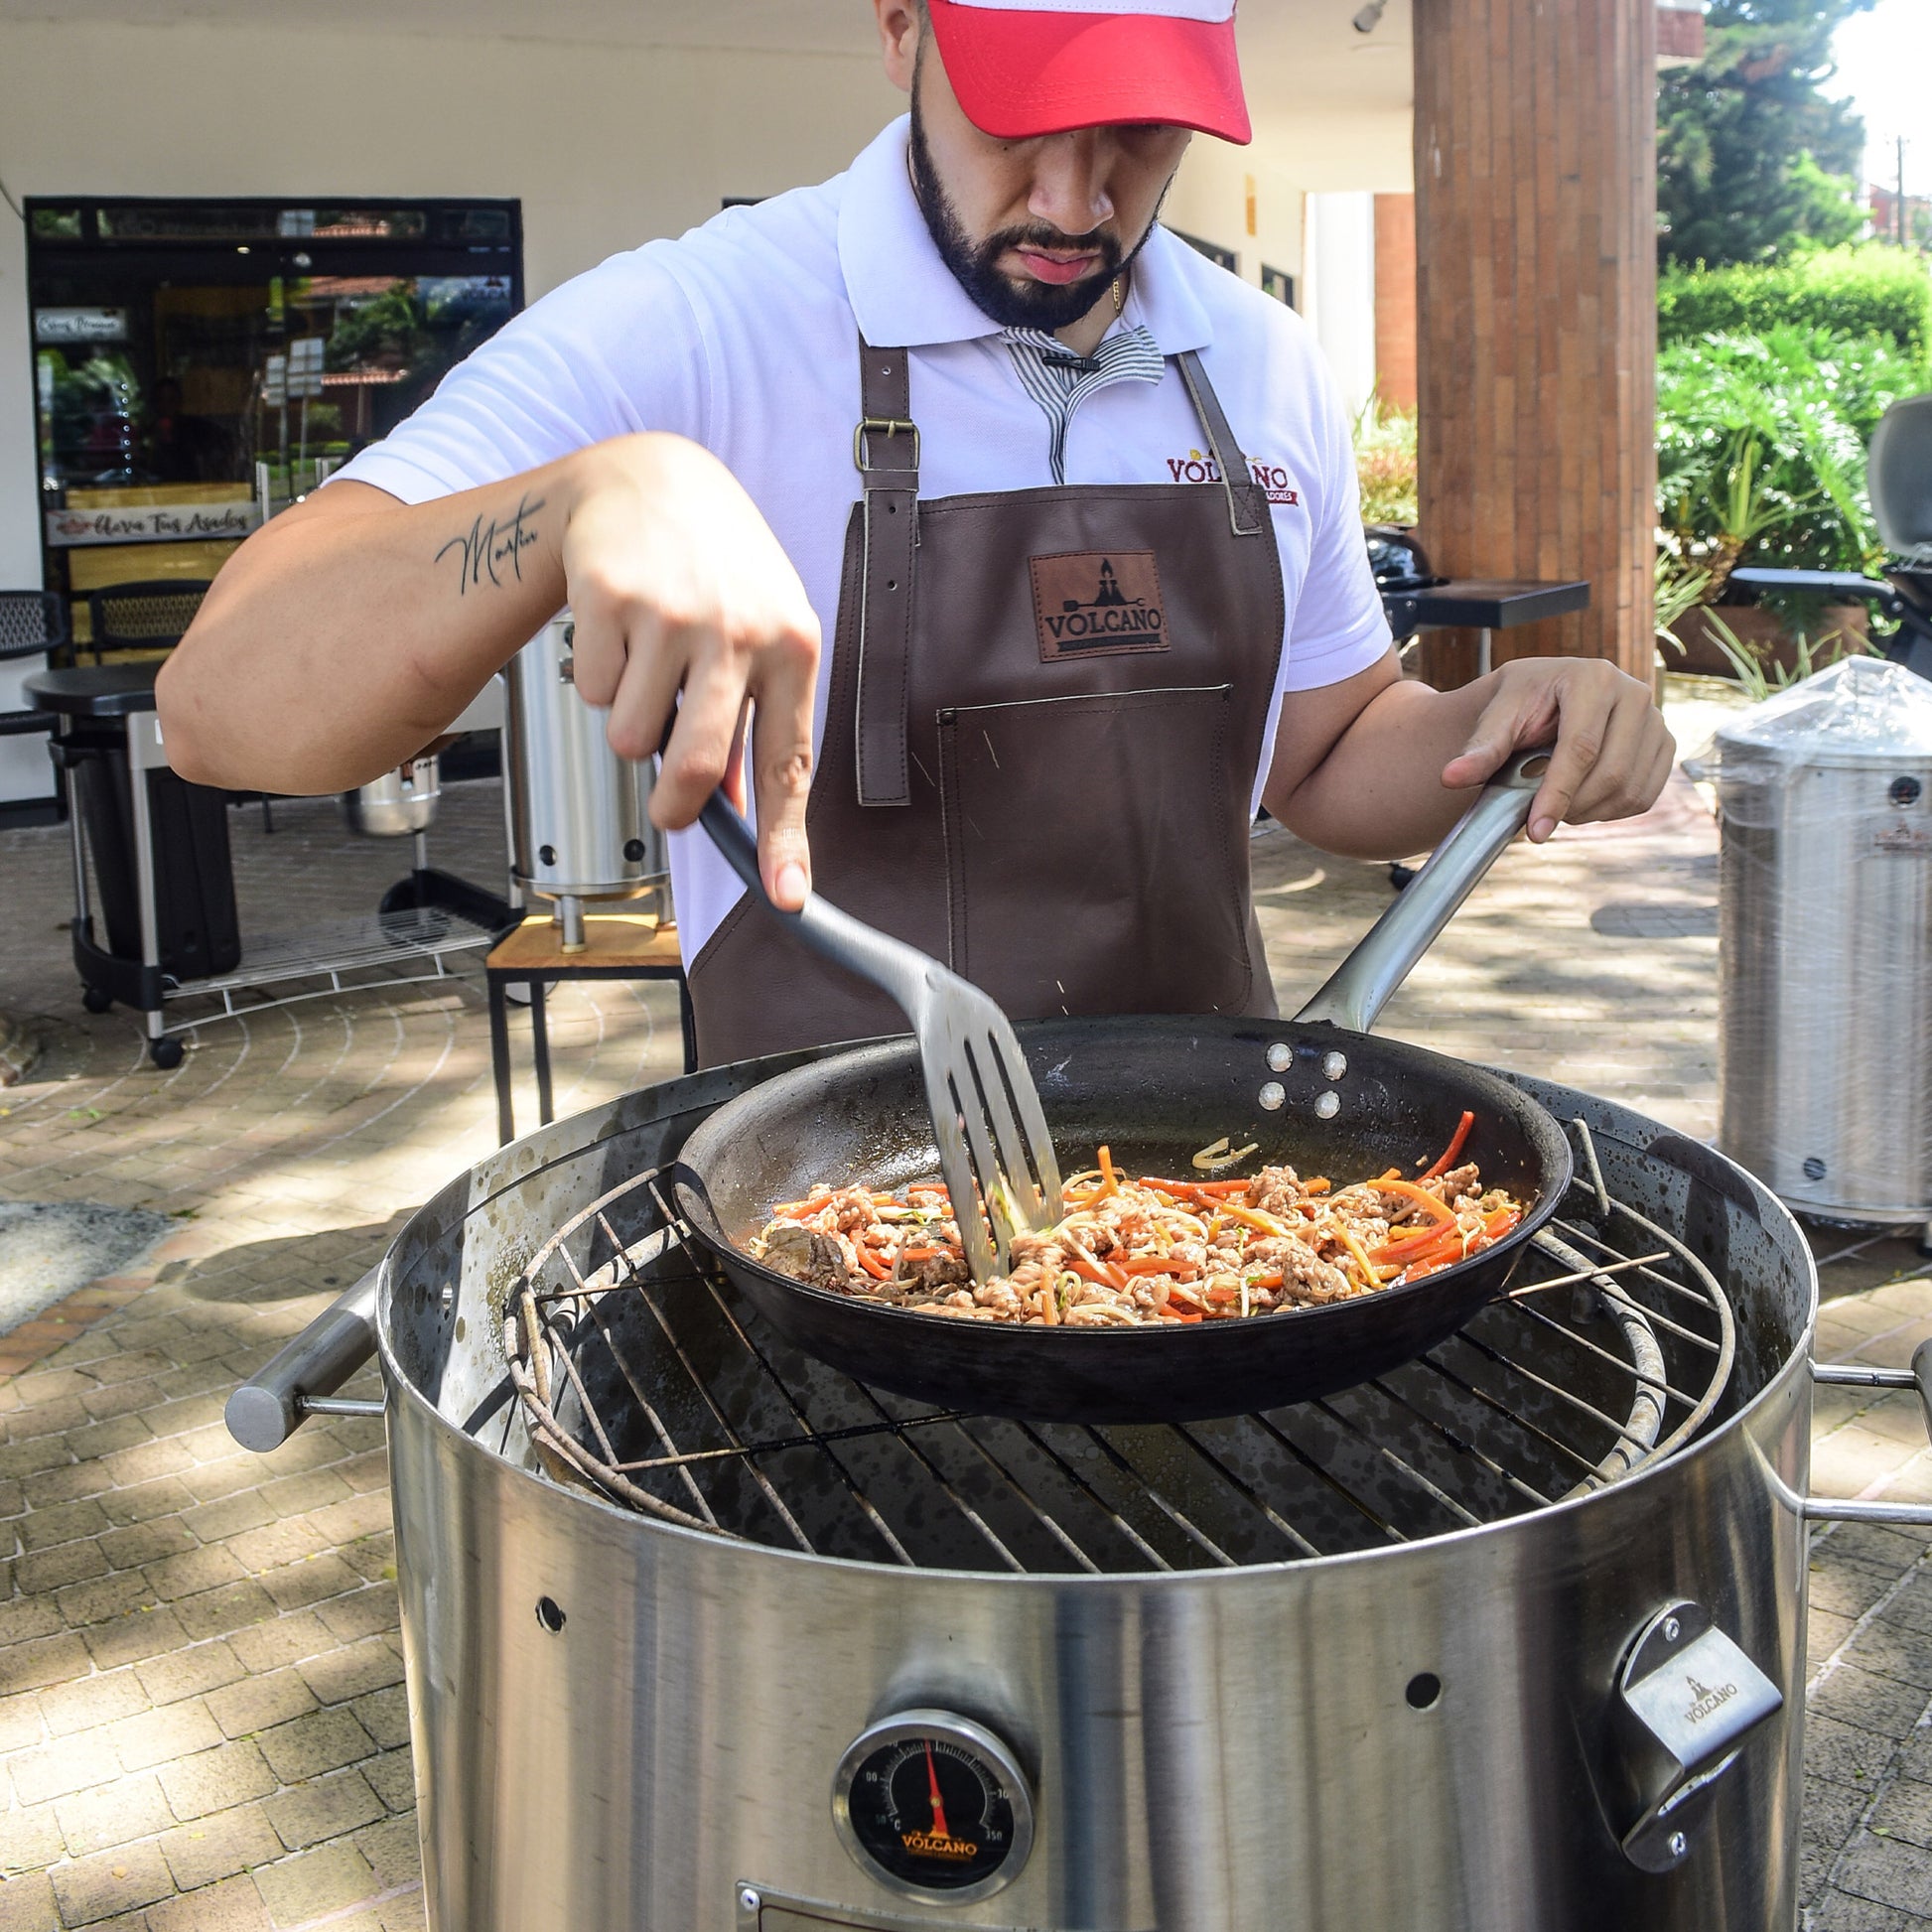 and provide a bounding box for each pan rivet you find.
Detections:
[740,1889,760,1913]
[1315,1091,1340,1120]
[1663,1616,1681,1643]
[1267,1042,1292,1072]
[1322,1050,1347,1082]
[536,1596,567,1633]
[1667,1832,1688,1861]
[1259,1081,1286,1111]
